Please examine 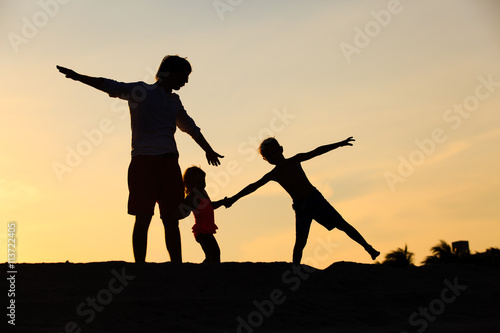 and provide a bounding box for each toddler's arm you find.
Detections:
[295,137,354,162]
[177,194,196,219]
